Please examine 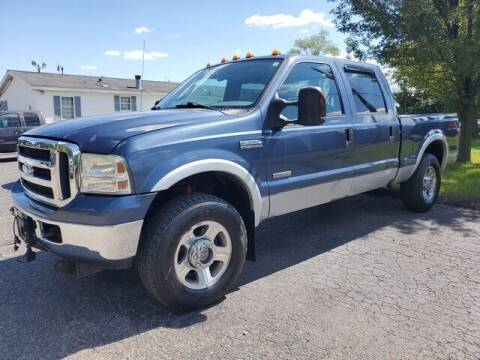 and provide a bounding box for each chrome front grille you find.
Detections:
[17,136,80,207]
